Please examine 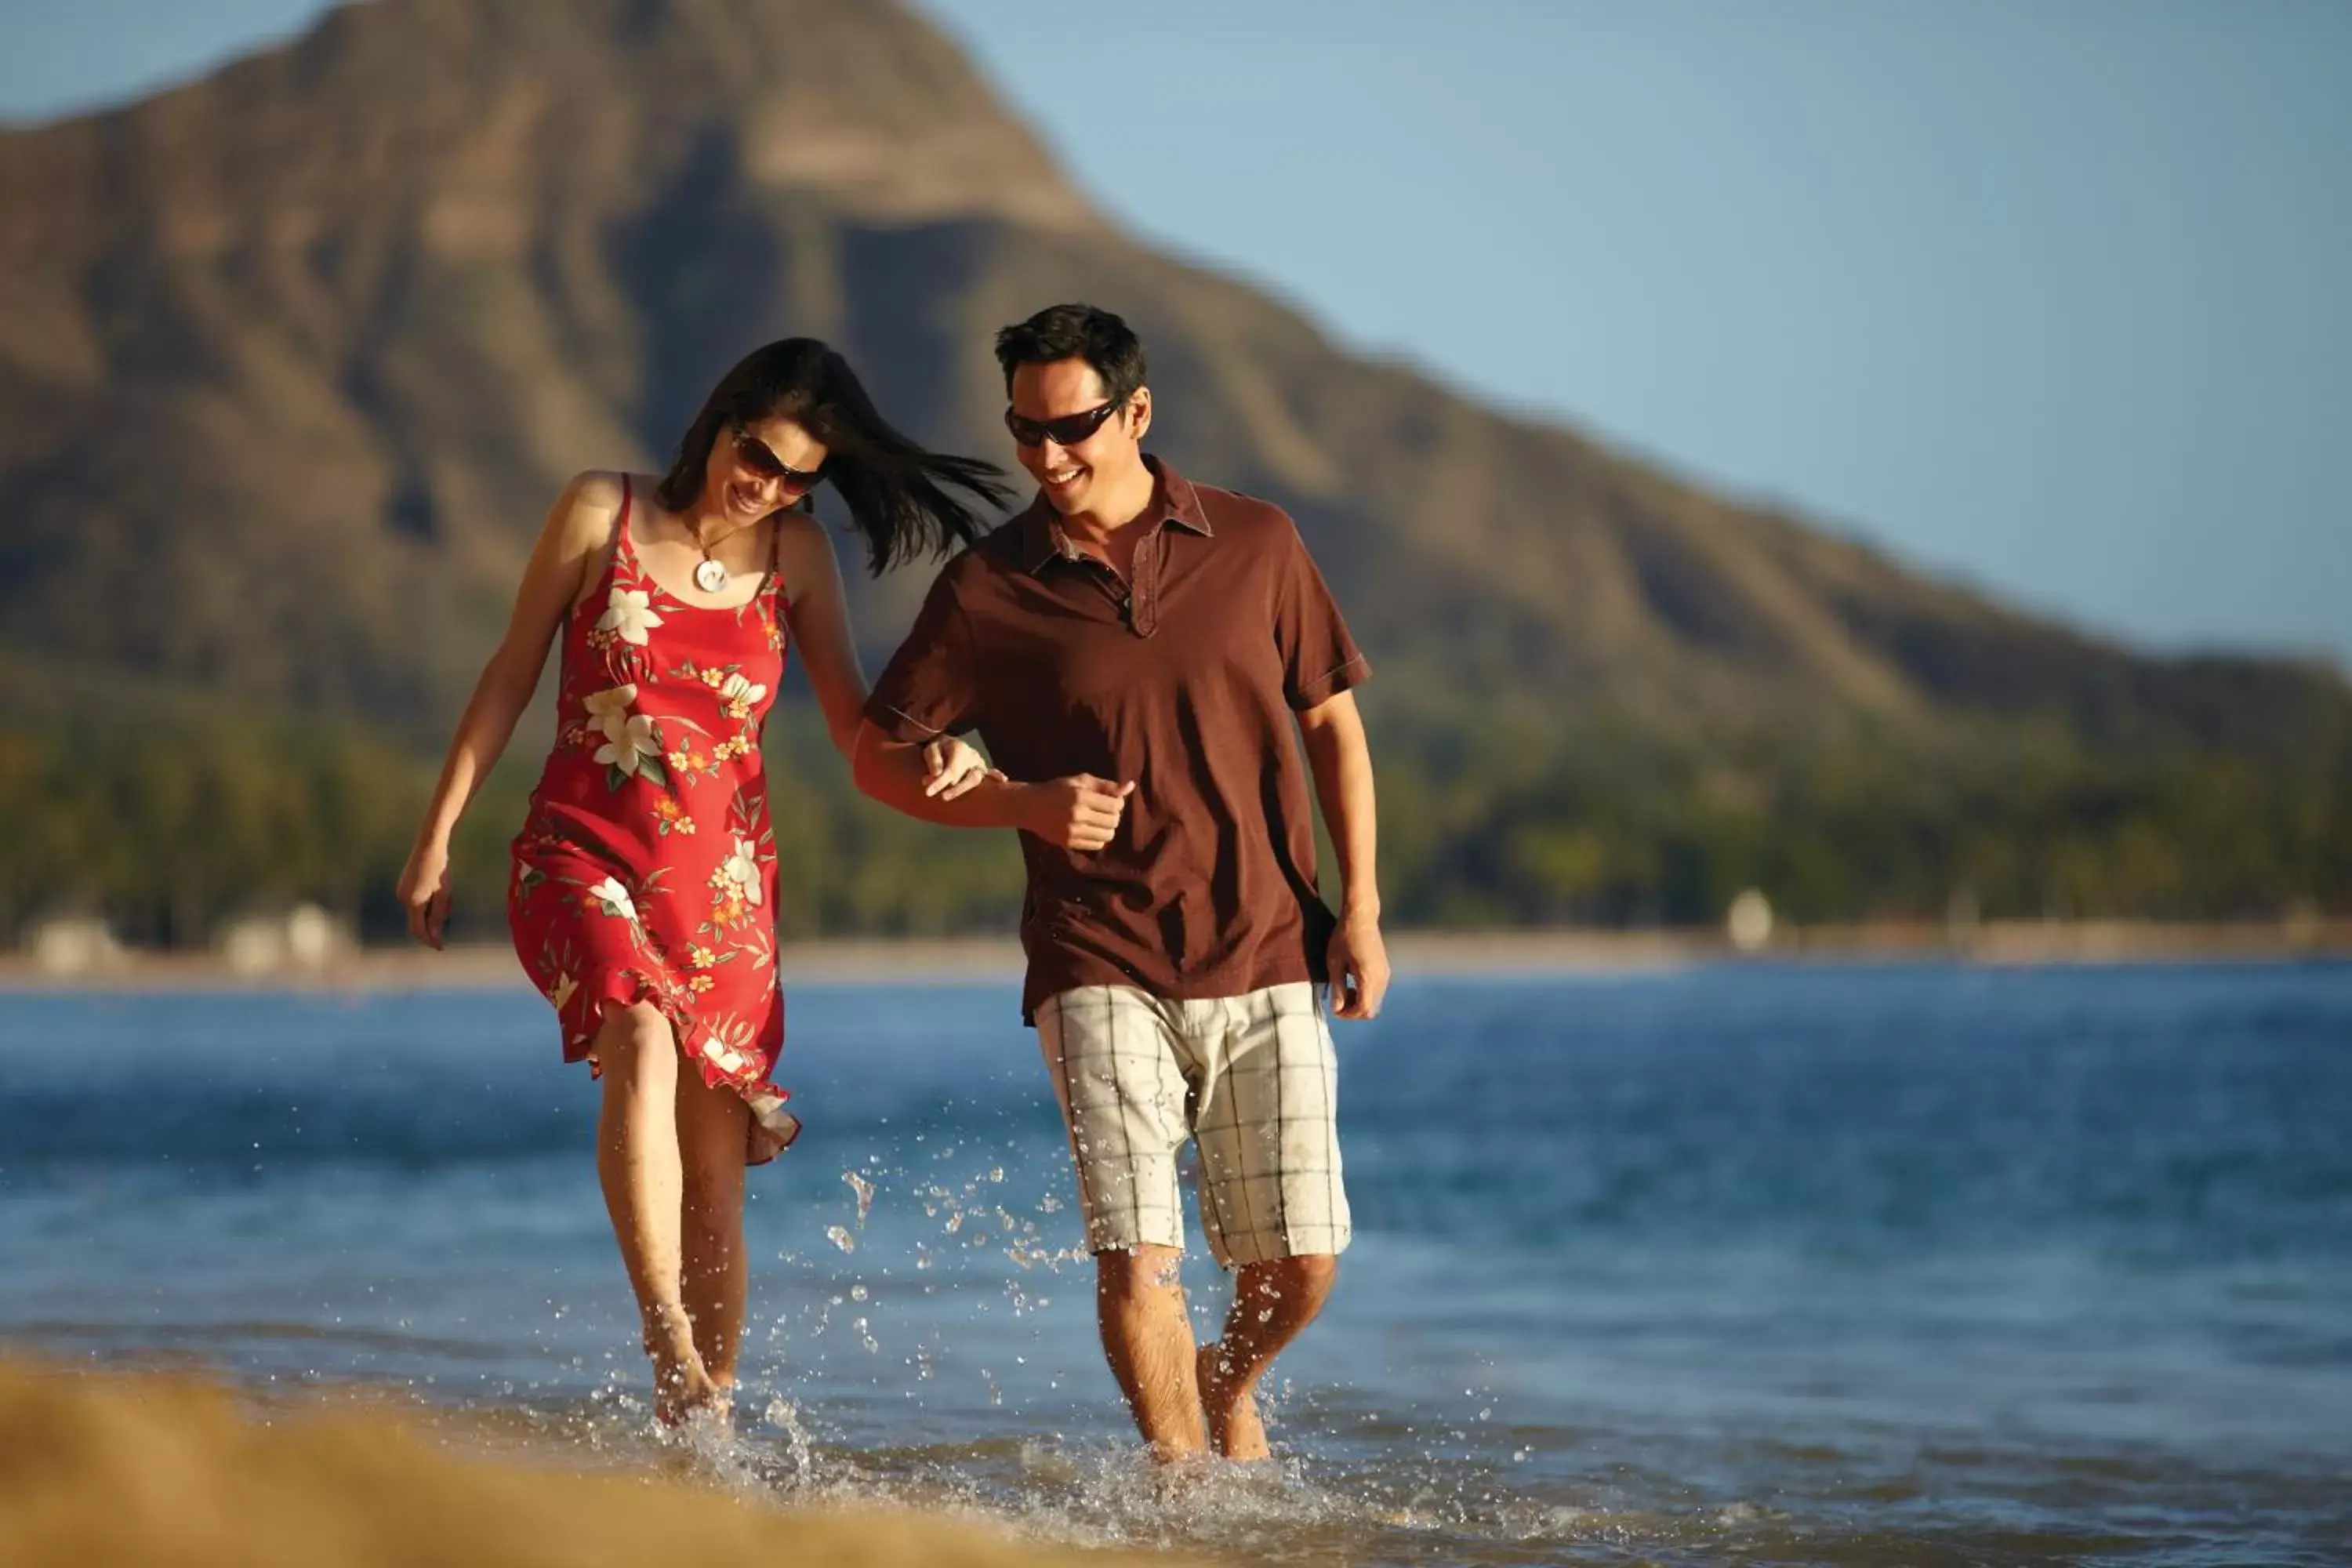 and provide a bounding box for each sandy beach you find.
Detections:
[0,1356,1196,1568]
